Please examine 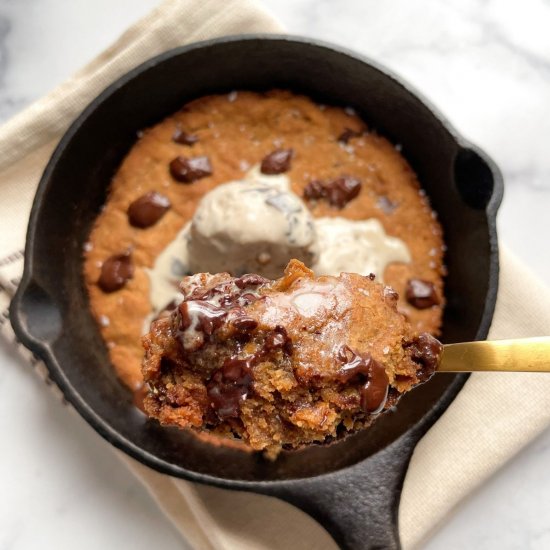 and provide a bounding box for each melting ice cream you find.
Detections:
[147,166,411,314]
